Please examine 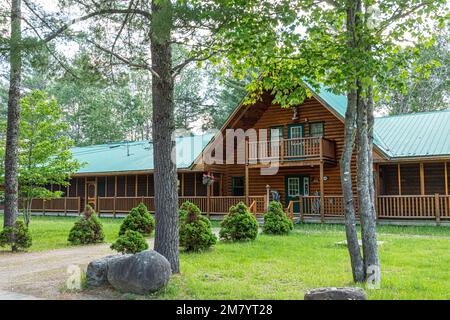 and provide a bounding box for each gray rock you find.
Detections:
[107,250,171,294]
[304,287,368,300]
[86,255,129,288]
